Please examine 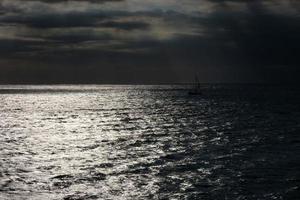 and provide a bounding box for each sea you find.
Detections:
[0,84,299,200]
